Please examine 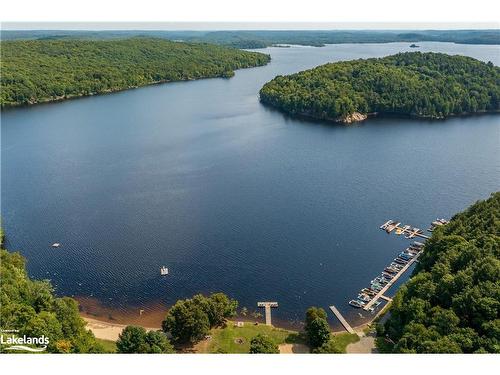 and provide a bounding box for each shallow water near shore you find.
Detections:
[2,42,499,330]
